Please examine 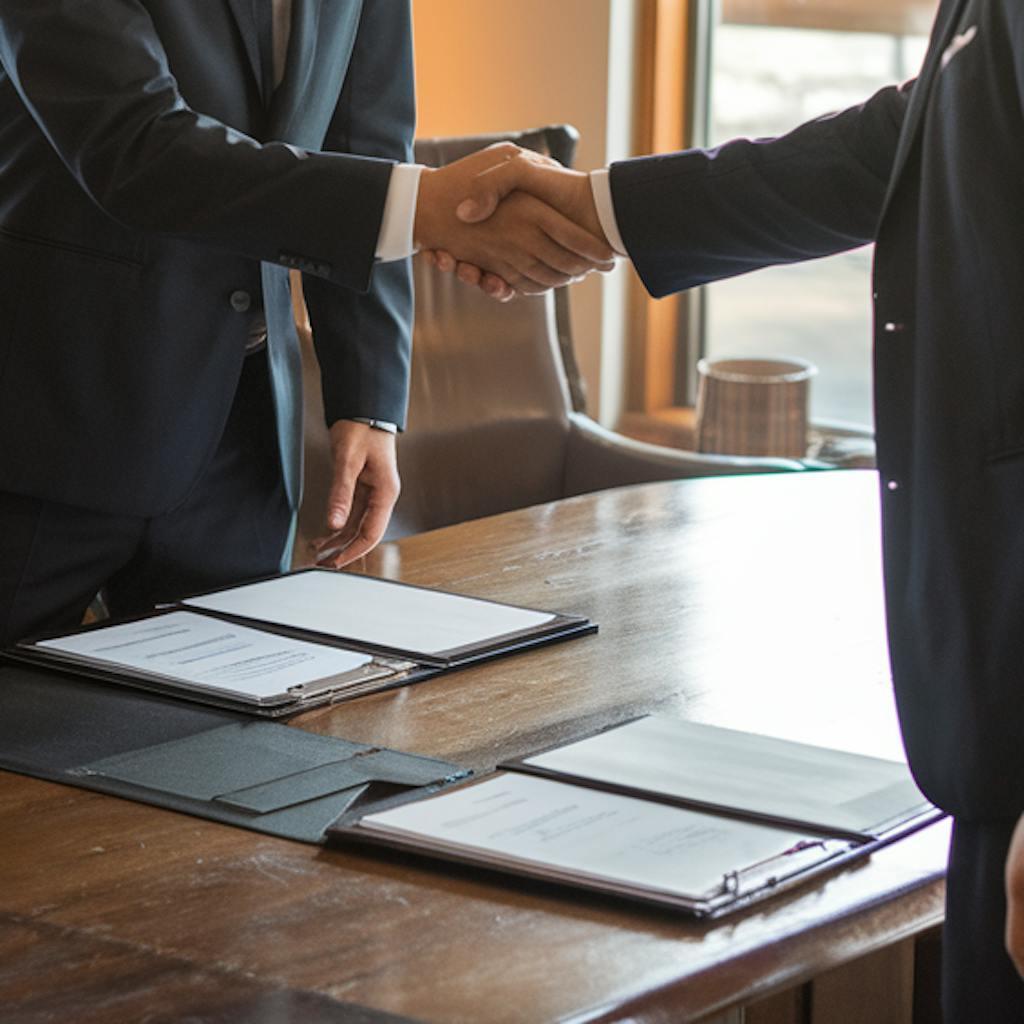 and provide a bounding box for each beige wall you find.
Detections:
[411,0,637,423]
